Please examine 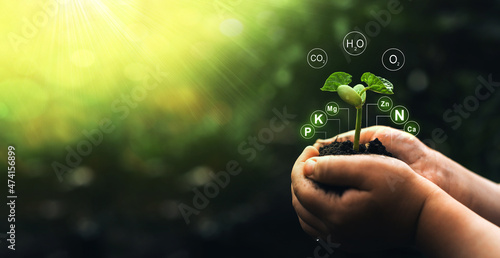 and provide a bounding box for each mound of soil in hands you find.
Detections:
[314,138,393,195]
[319,138,393,157]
